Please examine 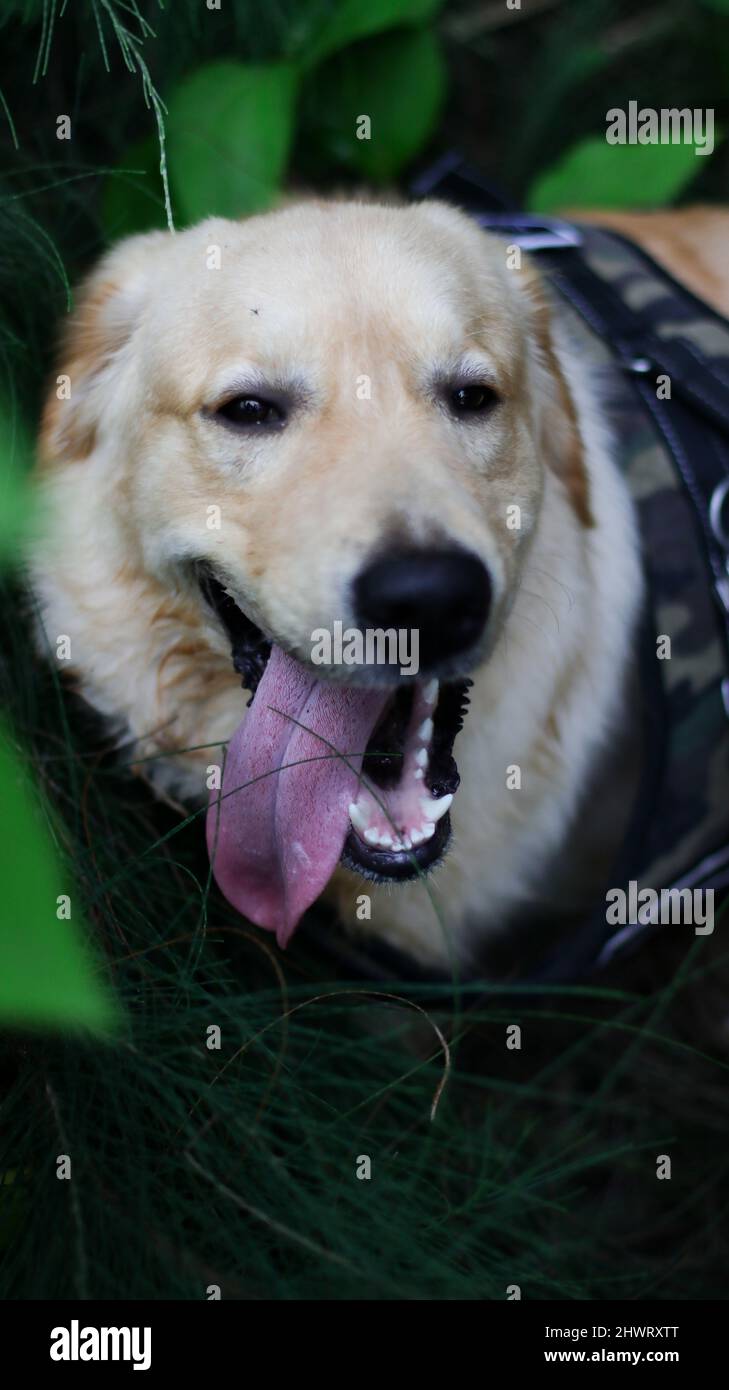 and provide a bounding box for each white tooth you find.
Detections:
[410,828,424,846]
[379,833,393,848]
[418,718,433,743]
[401,836,412,850]
[391,839,403,852]
[424,679,439,706]
[423,792,453,823]
[349,802,370,833]
[415,747,429,768]
[414,768,425,781]
[364,827,380,845]
[421,822,436,840]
